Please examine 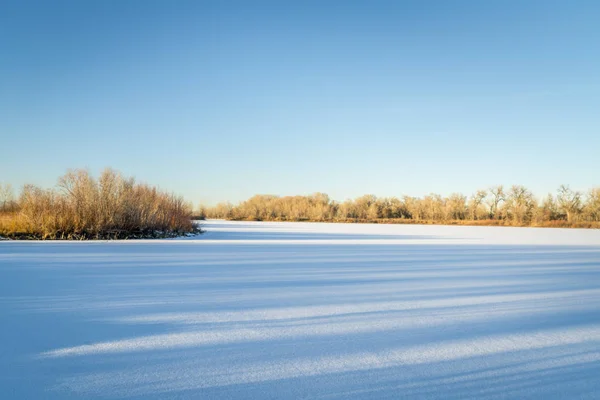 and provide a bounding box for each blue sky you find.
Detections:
[1,1,599,205]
